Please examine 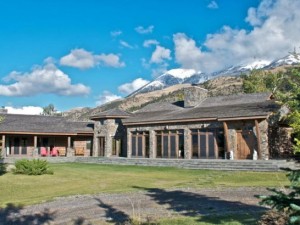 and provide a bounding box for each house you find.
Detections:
[0,114,94,157]
[0,87,281,160]
[90,87,279,160]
